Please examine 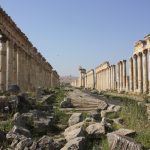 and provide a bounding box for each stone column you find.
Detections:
[143,49,148,93]
[6,40,14,90]
[133,54,138,92]
[137,53,142,93]
[114,65,116,90]
[149,49,150,95]
[17,48,22,87]
[129,57,133,92]
[117,62,120,91]
[13,45,17,84]
[109,67,111,90]
[120,61,123,91]
[122,60,126,91]
[126,76,129,92]
[0,35,7,91]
